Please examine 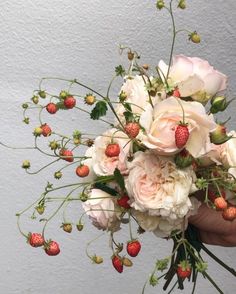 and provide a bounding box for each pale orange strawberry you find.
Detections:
[124,122,140,139]
[214,197,227,210]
